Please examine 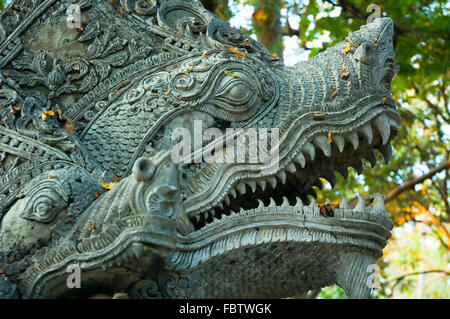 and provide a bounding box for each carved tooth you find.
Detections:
[210,209,216,217]
[295,197,304,210]
[374,113,391,145]
[313,136,331,157]
[236,183,246,195]
[286,162,296,174]
[239,207,245,213]
[204,211,210,220]
[257,199,265,209]
[229,188,237,199]
[217,202,224,210]
[376,143,392,164]
[247,181,257,193]
[364,150,377,168]
[346,132,359,150]
[277,170,287,184]
[308,197,317,208]
[357,123,373,144]
[340,197,349,209]
[282,196,290,207]
[267,176,277,189]
[372,193,385,211]
[302,142,315,161]
[351,160,364,175]
[294,152,306,168]
[355,195,366,211]
[333,135,345,153]
[337,167,349,180]
[195,214,201,222]
[131,243,144,258]
[269,197,277,207]
[257,180,267,191]
[224,195,230,206]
